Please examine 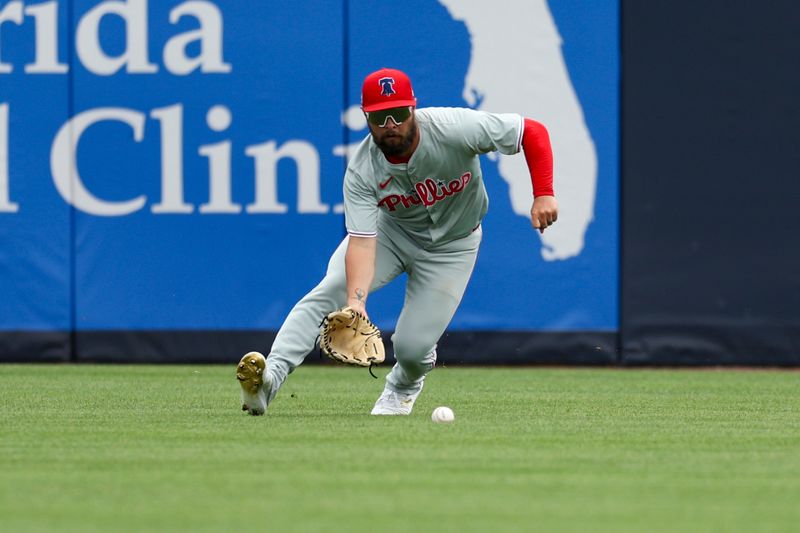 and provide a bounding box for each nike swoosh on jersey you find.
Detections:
[379,176,394,189]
